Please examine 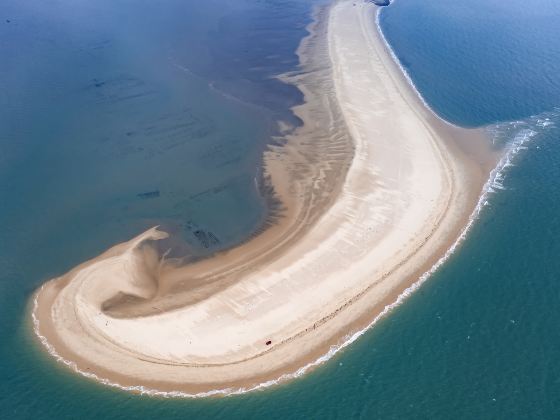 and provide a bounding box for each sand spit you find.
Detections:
[32,0,496,395]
